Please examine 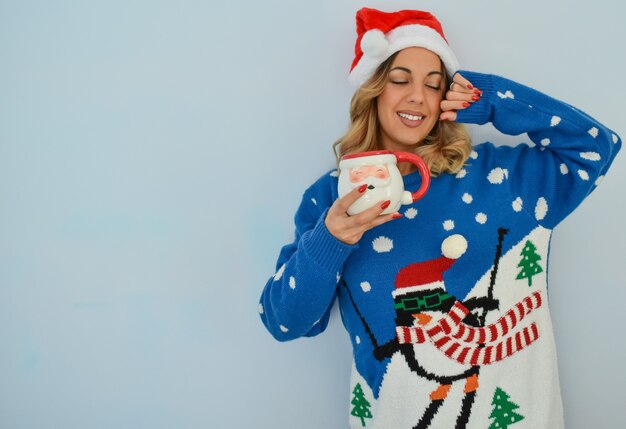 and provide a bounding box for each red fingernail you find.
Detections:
[358,184,367,193]
[467,83,474,89]
[380,200,391,210]
[471,95,480,101]
[392,213,403,219]
[463,102,470,107]
[474,88,482,94]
